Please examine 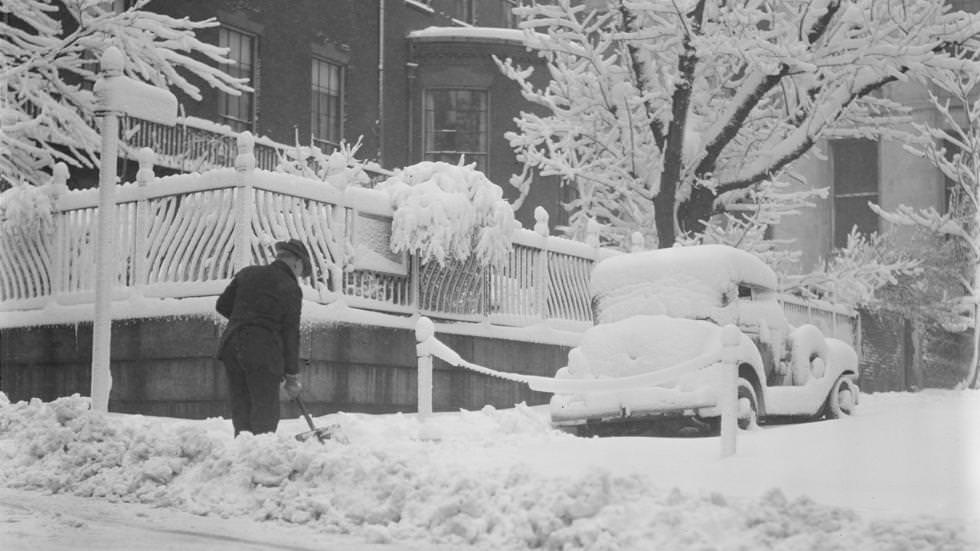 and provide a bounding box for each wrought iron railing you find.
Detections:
[779,294,860,349]
[0,136,609,329]
[120,116,287,172]
[1,132,860,344]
